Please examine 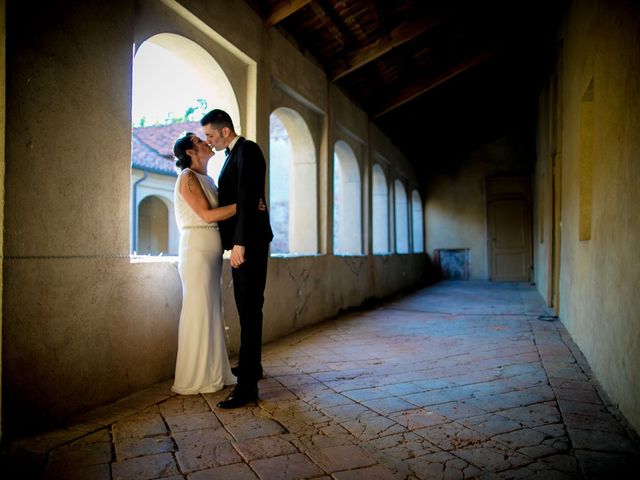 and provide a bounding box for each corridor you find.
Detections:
[3,281,638,479]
